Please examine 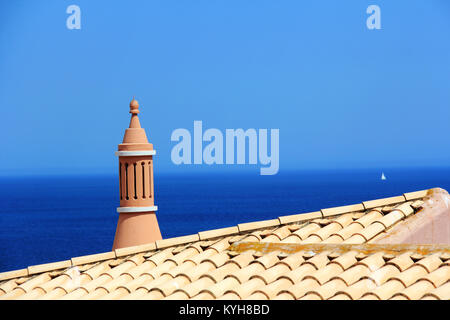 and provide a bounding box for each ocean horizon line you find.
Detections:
[0,165,449,179]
